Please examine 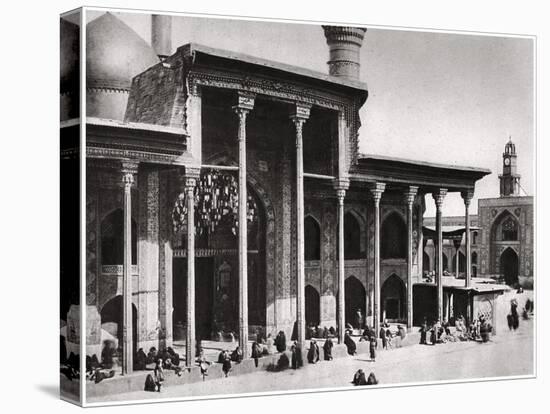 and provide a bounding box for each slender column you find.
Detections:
[461,190,474,323]
[121,161,138,375]
[432,189,447,323]
[233,92,255,354]
[183,174,198,367]
[404,186,418,331]
[291,103,311,348]
[370,183,386,337]
[335,183,349,343]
